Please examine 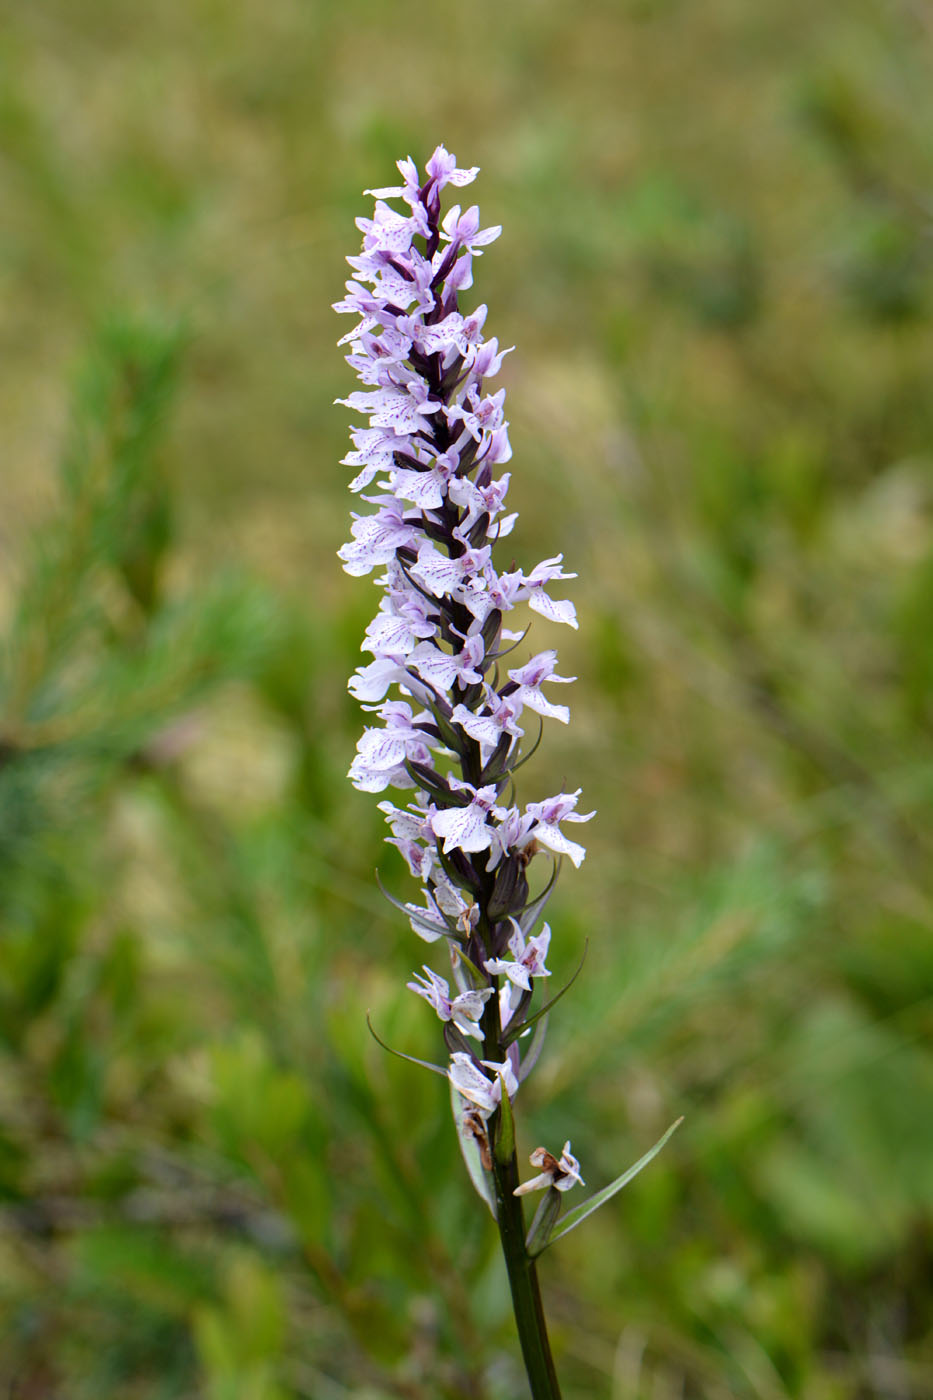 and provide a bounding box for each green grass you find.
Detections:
[0,1,932,1396]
